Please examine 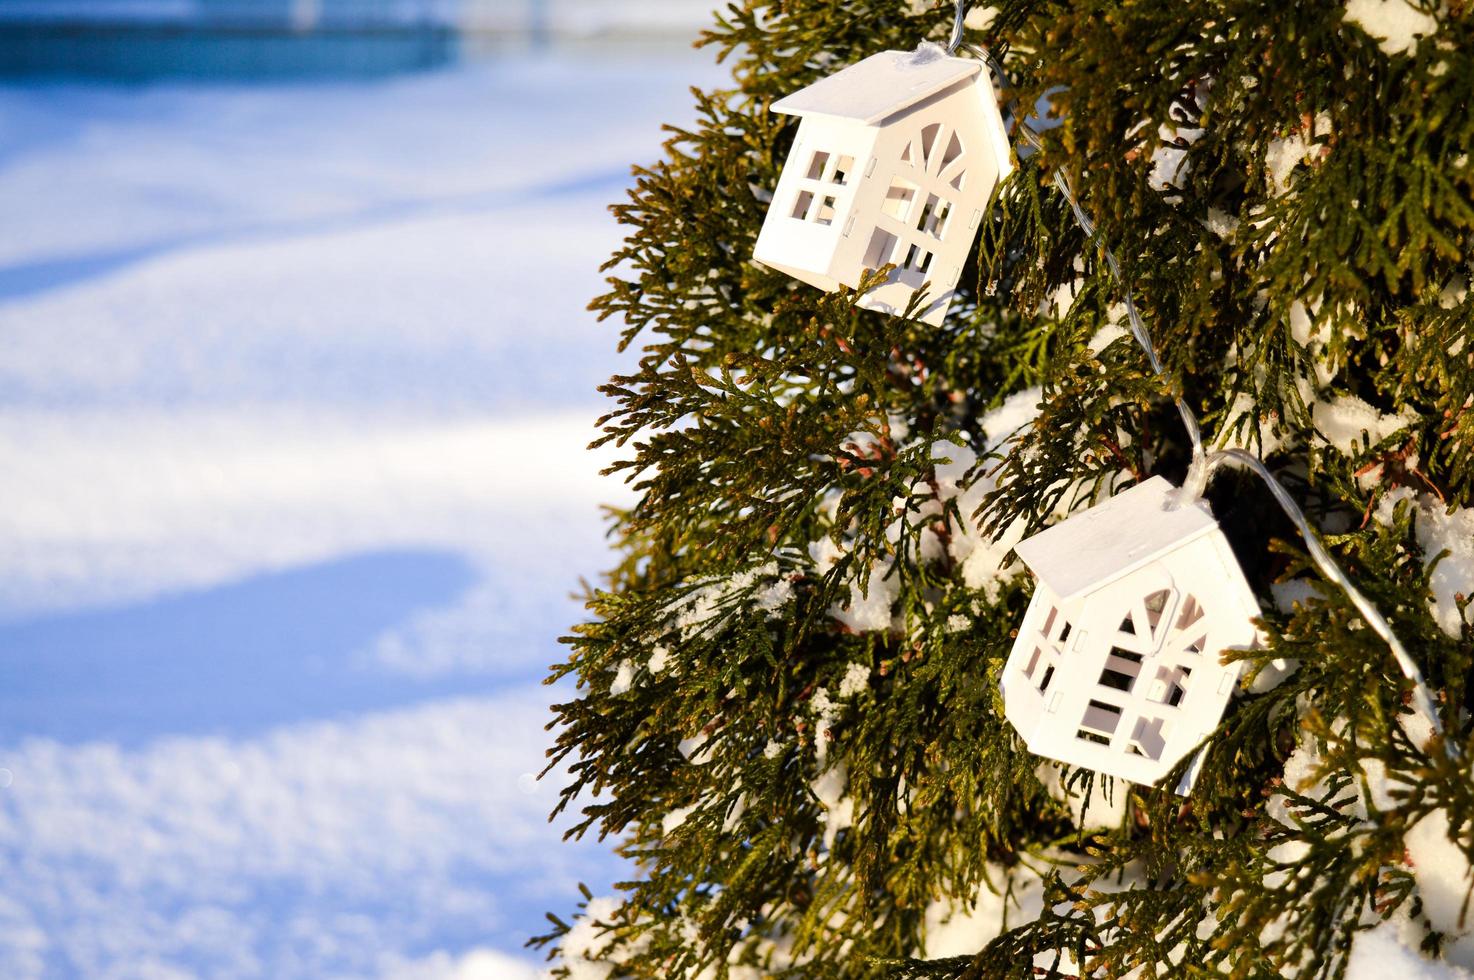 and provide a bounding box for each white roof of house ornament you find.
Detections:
[770,49,987,124]
[1001,477,1263,793]
[752,44,1014,325]
[1014,477,1225,602]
